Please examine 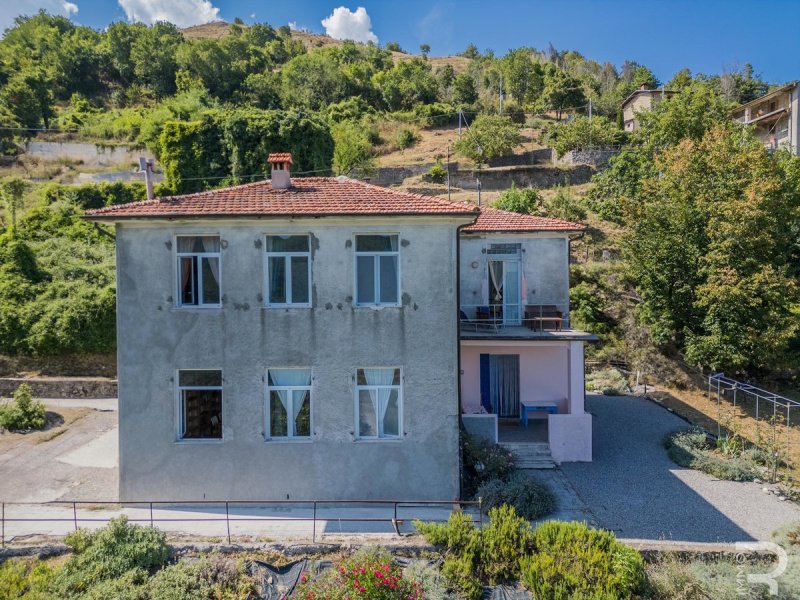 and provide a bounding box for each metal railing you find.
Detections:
[708,373,799,461]
[0,499,482,547]
[459,303,567,332]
